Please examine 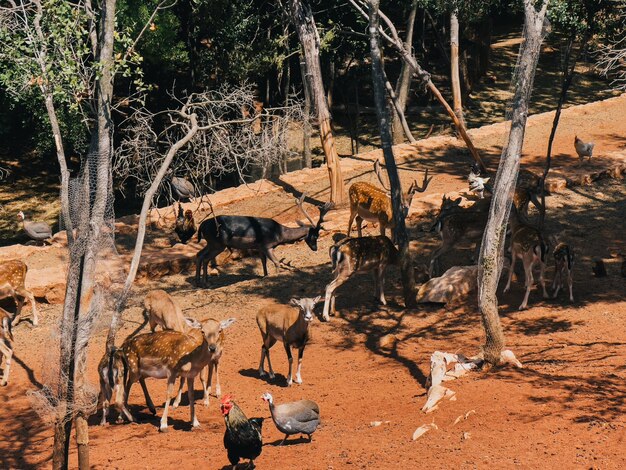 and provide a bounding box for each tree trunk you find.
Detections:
[450,10,464,126]
[299,57,312,168]
[392,0,418,144]
[477,0,549,366]
[288,0,345,204]
[368,0,416,307]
